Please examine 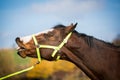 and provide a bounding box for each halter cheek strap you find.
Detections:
[32,32,72,62]
[32,35,41,63]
